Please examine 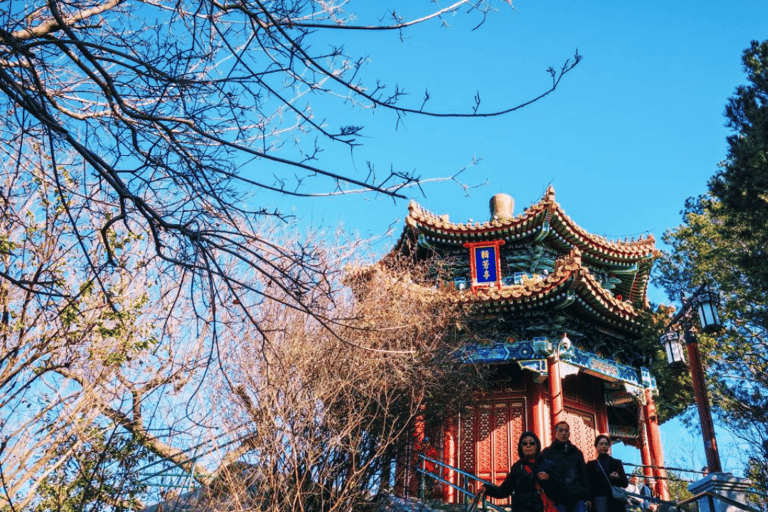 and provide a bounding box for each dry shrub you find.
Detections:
[209,256,488,511]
